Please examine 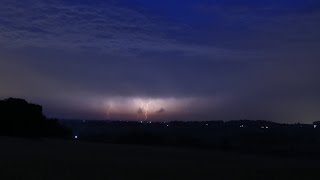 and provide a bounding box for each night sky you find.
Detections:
[1,0,320,123]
